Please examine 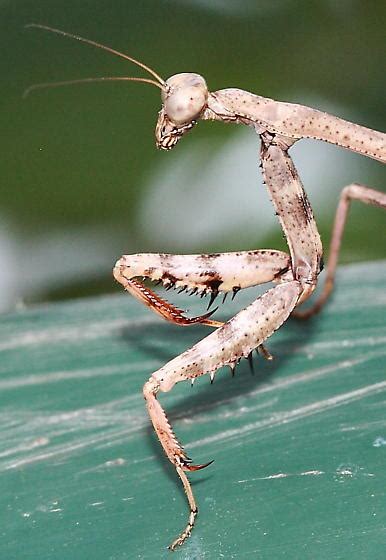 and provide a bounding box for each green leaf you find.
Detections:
[1,260,386,559]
